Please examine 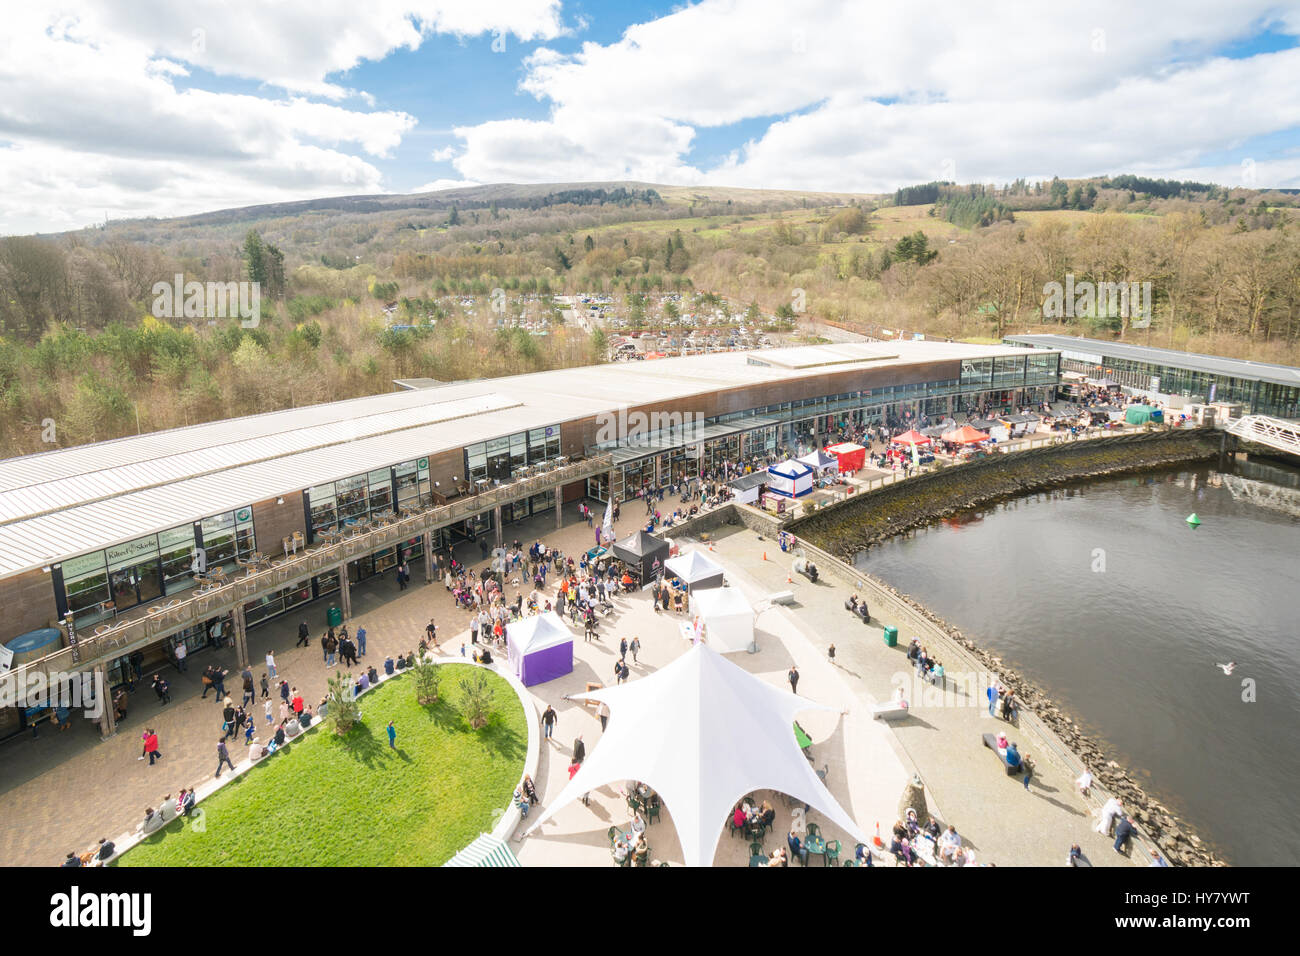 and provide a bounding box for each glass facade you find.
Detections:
[307,457,430,540]
[466,425,561,482]
[60,513,255,628]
